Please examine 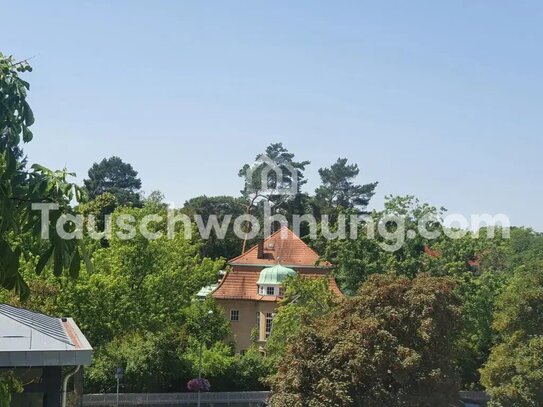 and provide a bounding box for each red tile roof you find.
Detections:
[212,269,278,301]
[211,269,343,300]
[229,226,331,268]
[212,227,342,300]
